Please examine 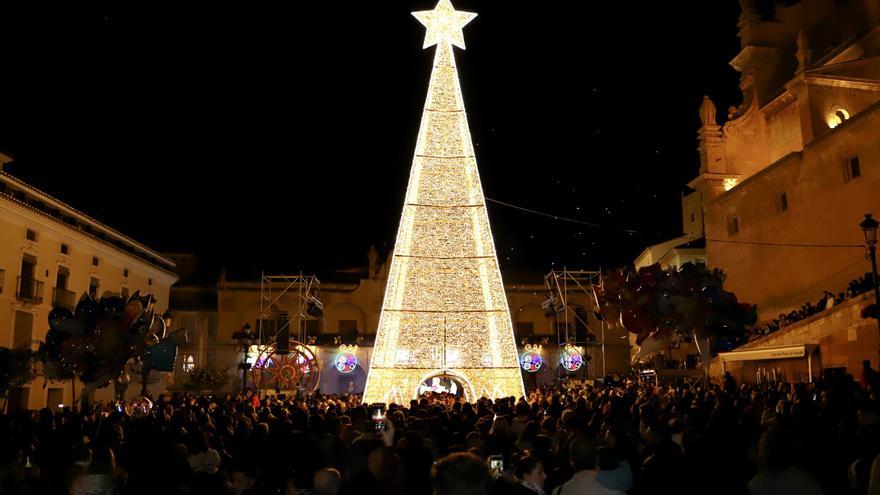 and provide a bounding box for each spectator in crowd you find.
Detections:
[313,468,341,495]
[432,453,492,495]
[748,427,824,495]
[230,463,258,495]
[750,273,875,341]
[512,453,546,495]
[187,430,222,474]
[595,445,632,493]
[851,400,880,493]
[69,447,123,495]
[862,360,880,393]
[553,436,624,495]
